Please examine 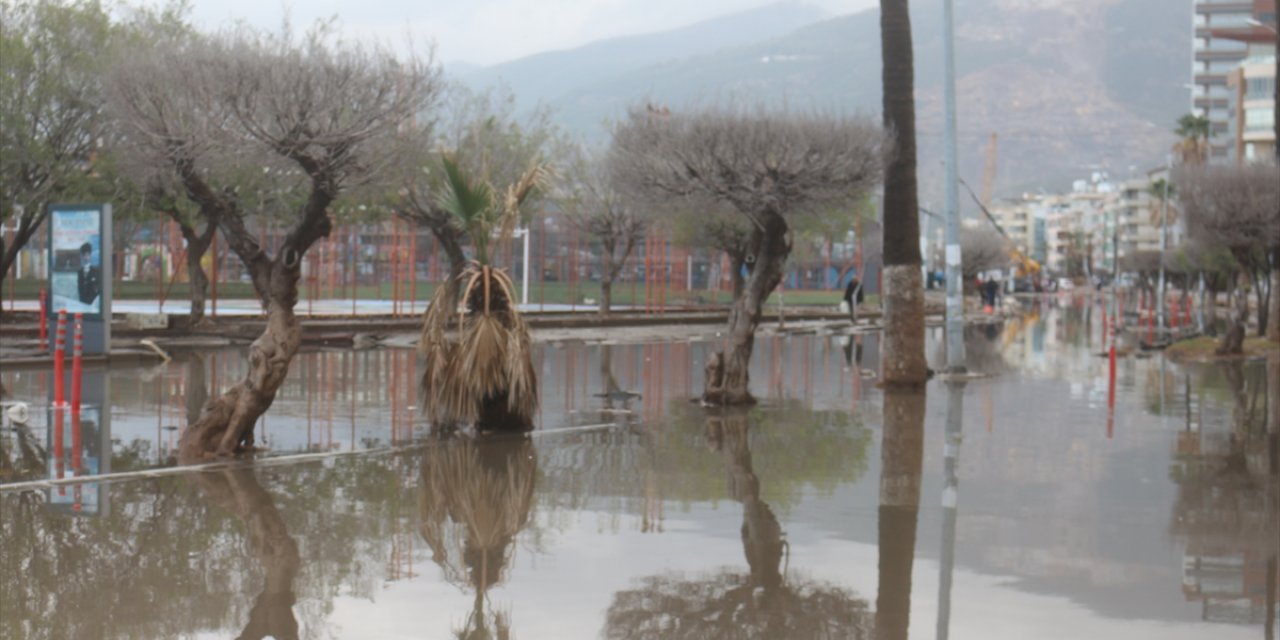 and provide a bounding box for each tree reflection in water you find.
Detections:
[604,409,872,639]
[419,433,537,639]
[1170,359,1279,632]
[190,467,301,640]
